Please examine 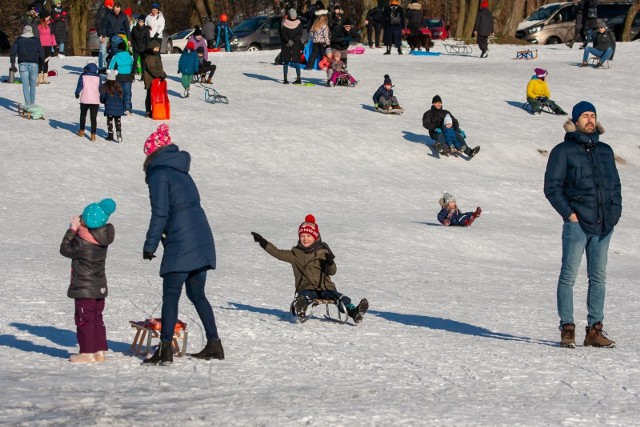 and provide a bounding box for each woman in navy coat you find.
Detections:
[142,124,224,365]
